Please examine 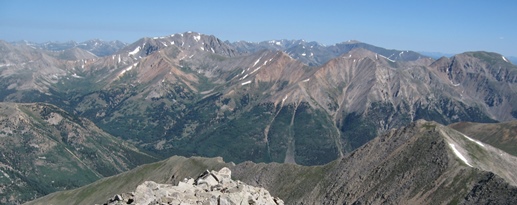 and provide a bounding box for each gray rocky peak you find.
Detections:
[102,167,283,205]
